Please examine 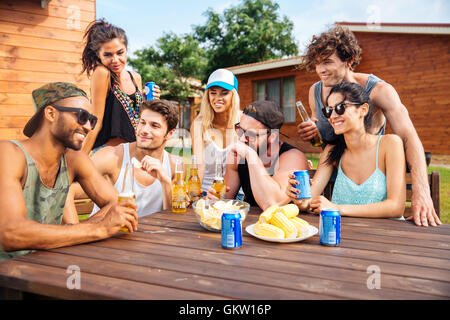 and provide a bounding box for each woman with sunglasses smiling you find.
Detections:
[287,82,406,218]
